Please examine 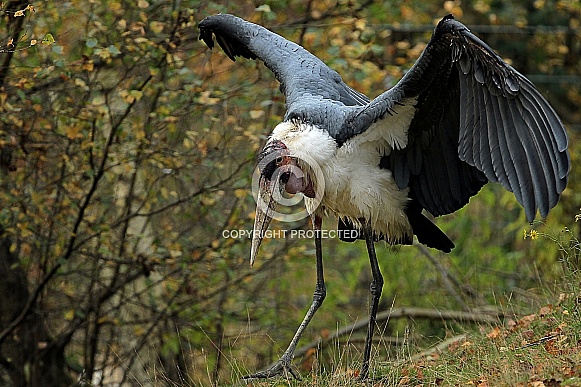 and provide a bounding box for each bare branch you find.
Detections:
[286,306,501,364]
